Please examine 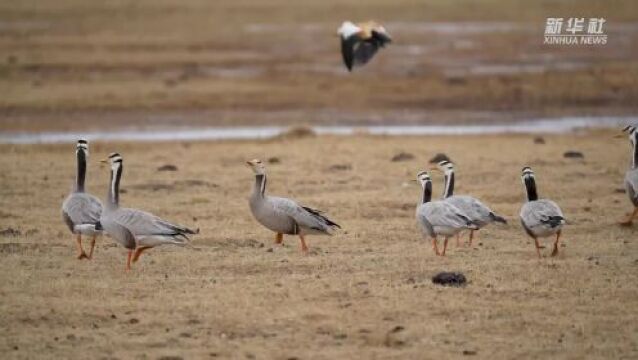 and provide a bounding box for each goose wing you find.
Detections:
[109,208,197,238]
[61,193,103,230]
[421,202,476,229]
[520,199,565,228]
[100,215,136,249]
[269,197,340,234]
